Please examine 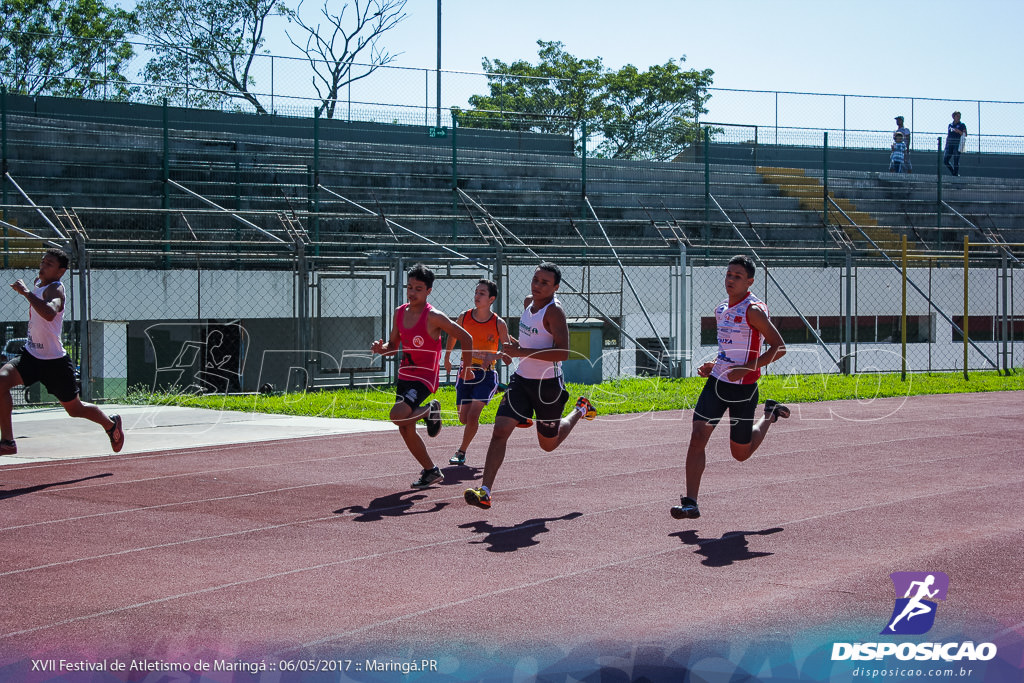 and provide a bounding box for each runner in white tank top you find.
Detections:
[709,291,769,386]
[0,248,124,455]
[515,297,562,380]
[671,255,789,522]
[26,281,67,360]
[464,263,597,510]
